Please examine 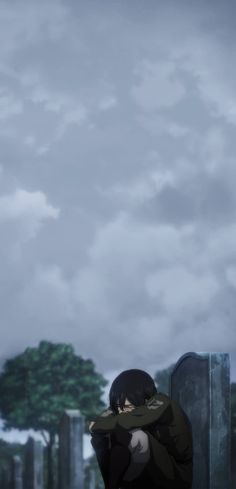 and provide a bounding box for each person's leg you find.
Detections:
[91,427,132,489]
[91,433,111,488]
[107,426,132,489]
[91,427,150,489]
[108,444,131,489]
